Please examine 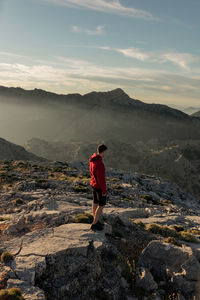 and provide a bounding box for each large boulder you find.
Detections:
[138,240,200,299]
